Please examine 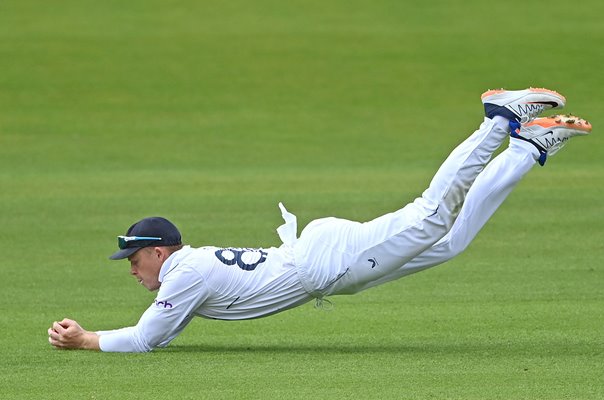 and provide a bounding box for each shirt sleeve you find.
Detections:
[97,264,209,352]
